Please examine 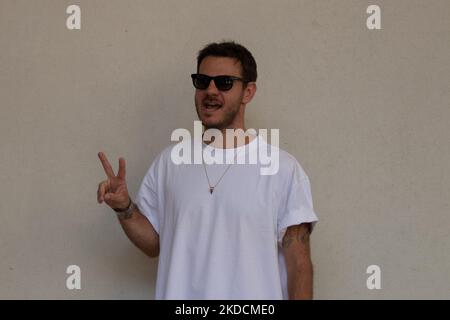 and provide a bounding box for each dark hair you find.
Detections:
[196,41,257,83]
